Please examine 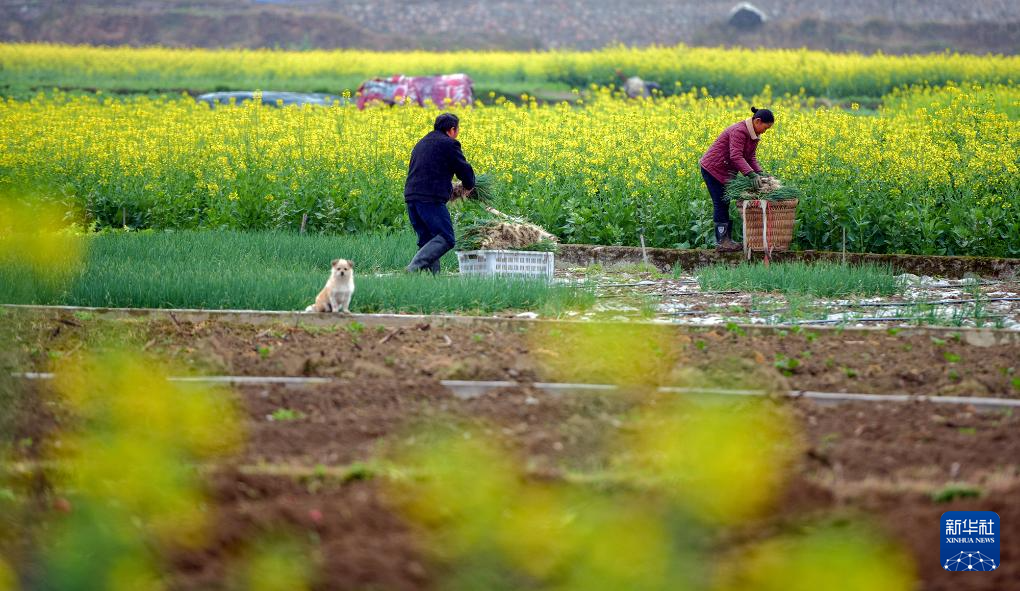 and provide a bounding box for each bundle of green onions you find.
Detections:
[452,173,496,203]
[458,220,499,251]
[453,181,559,252]
[458,218,559,252]
[725,175,802,202]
